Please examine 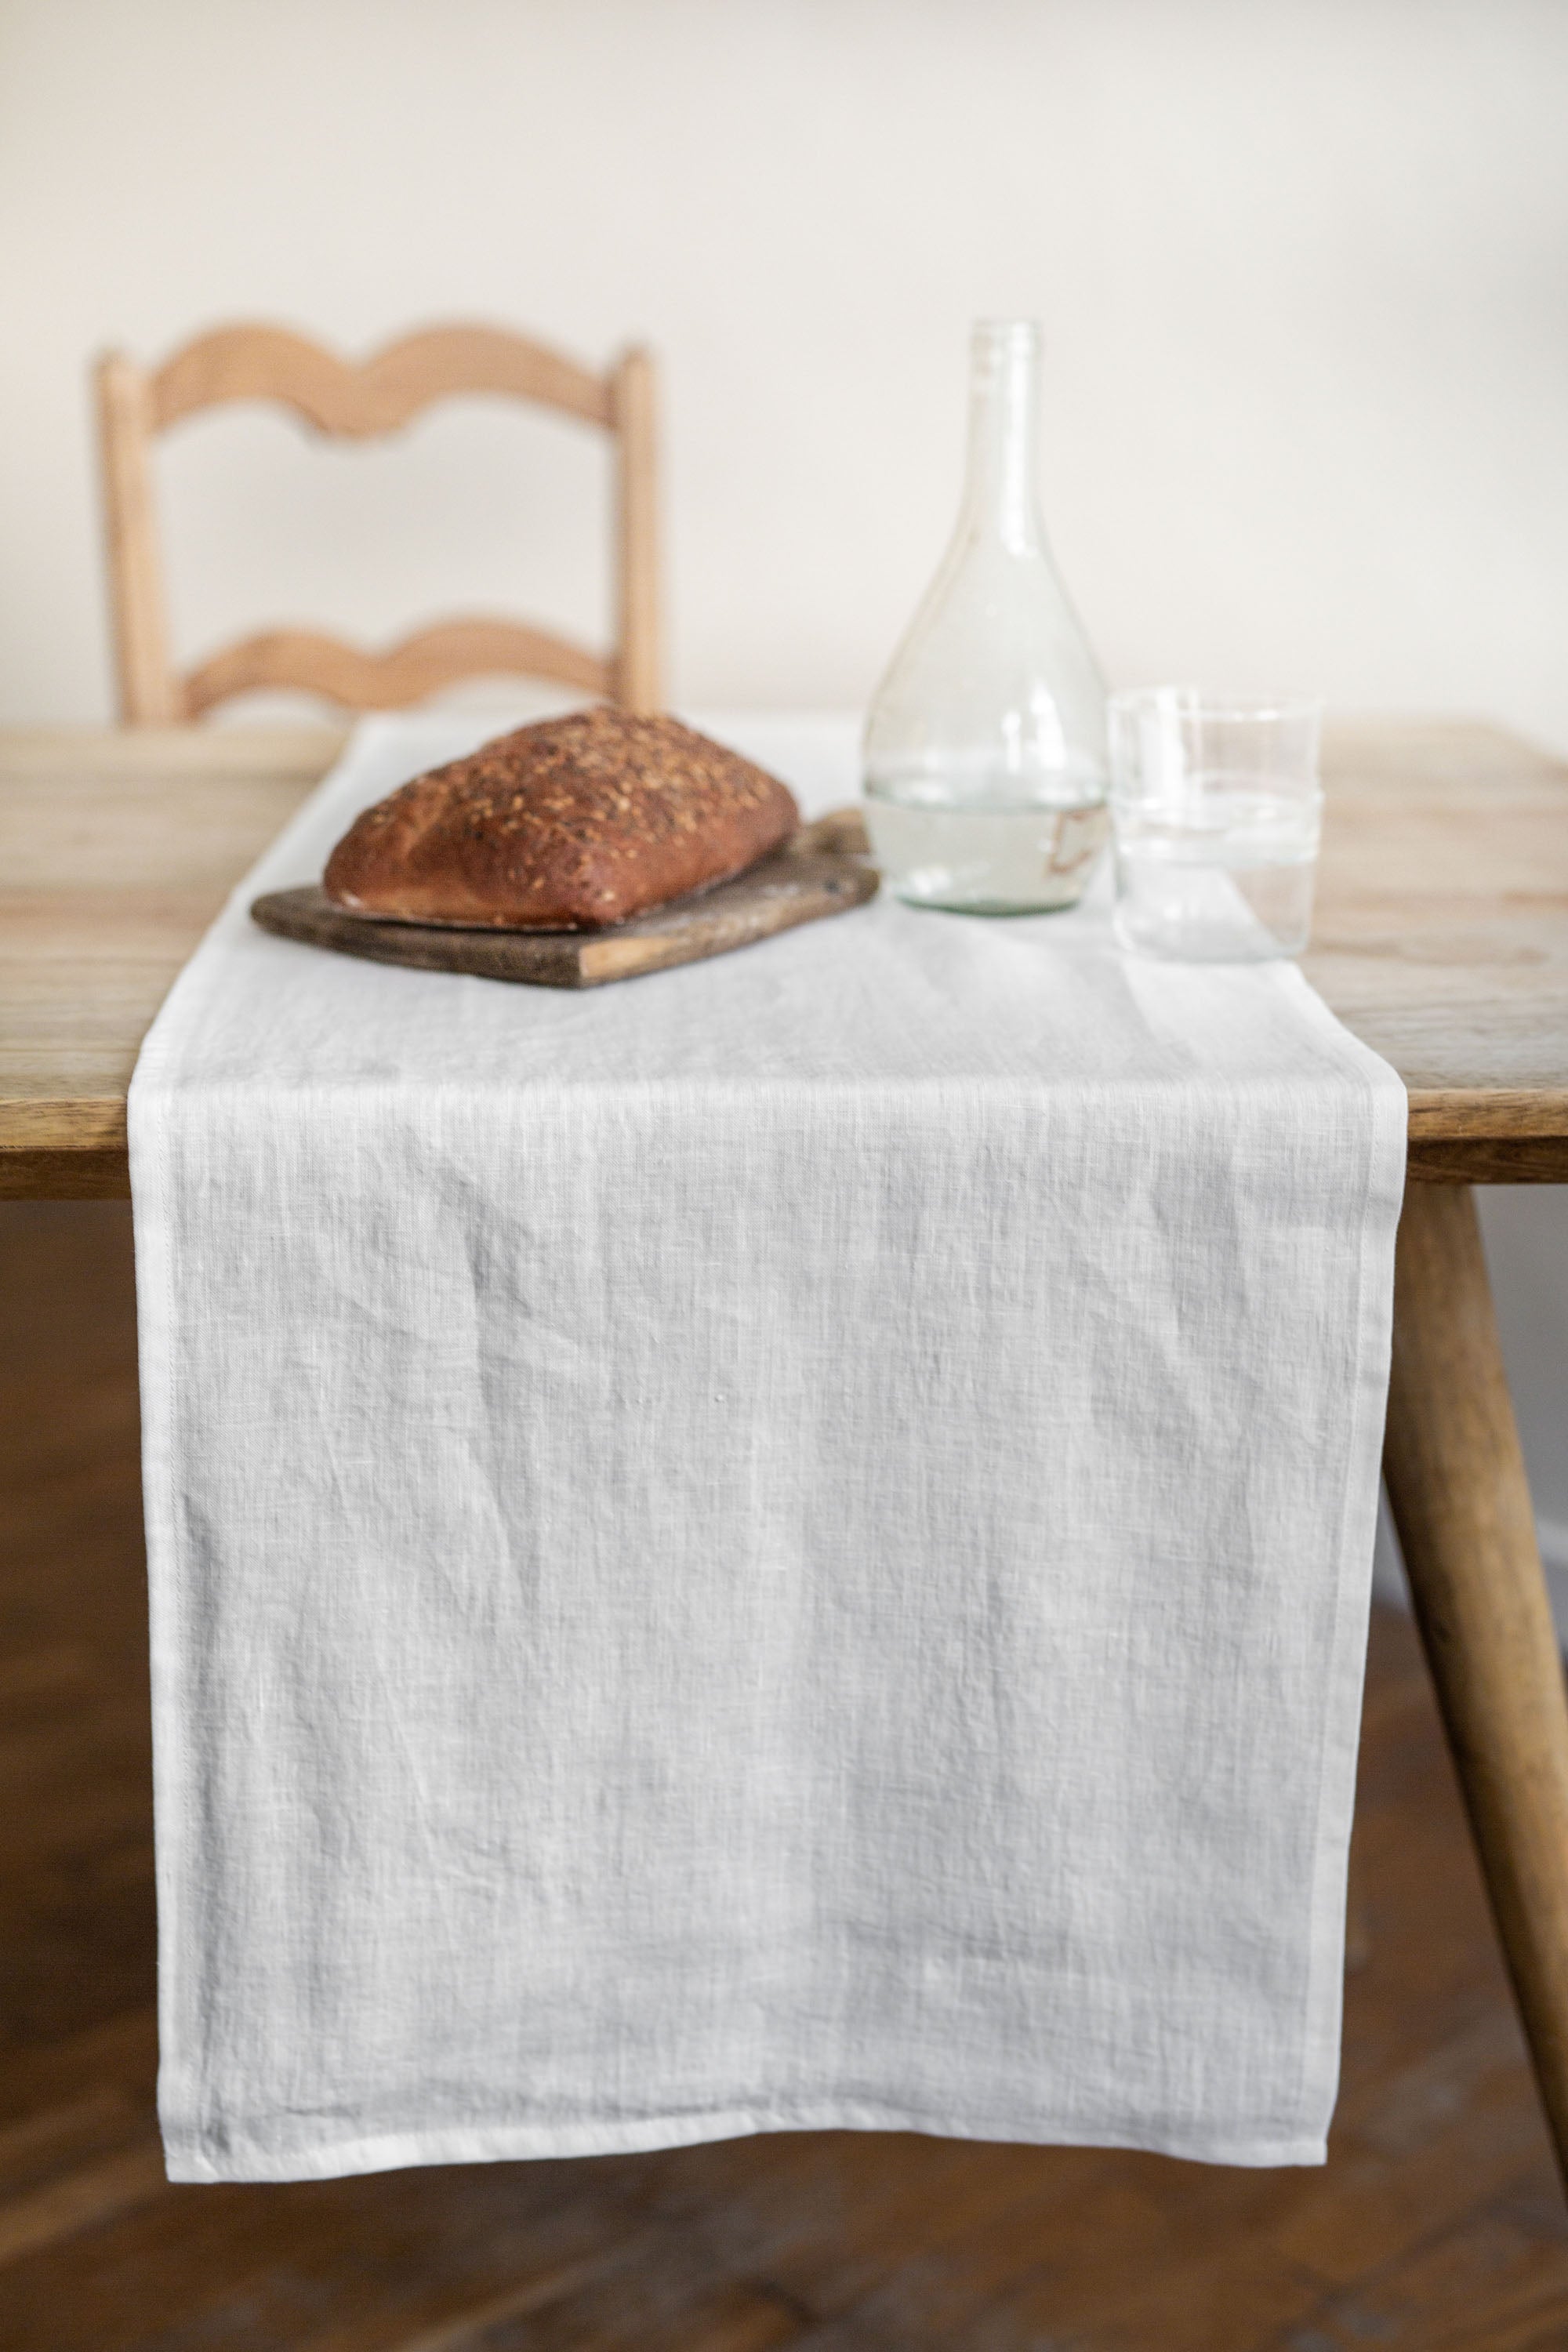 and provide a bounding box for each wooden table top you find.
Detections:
[2,717,1566,1196]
